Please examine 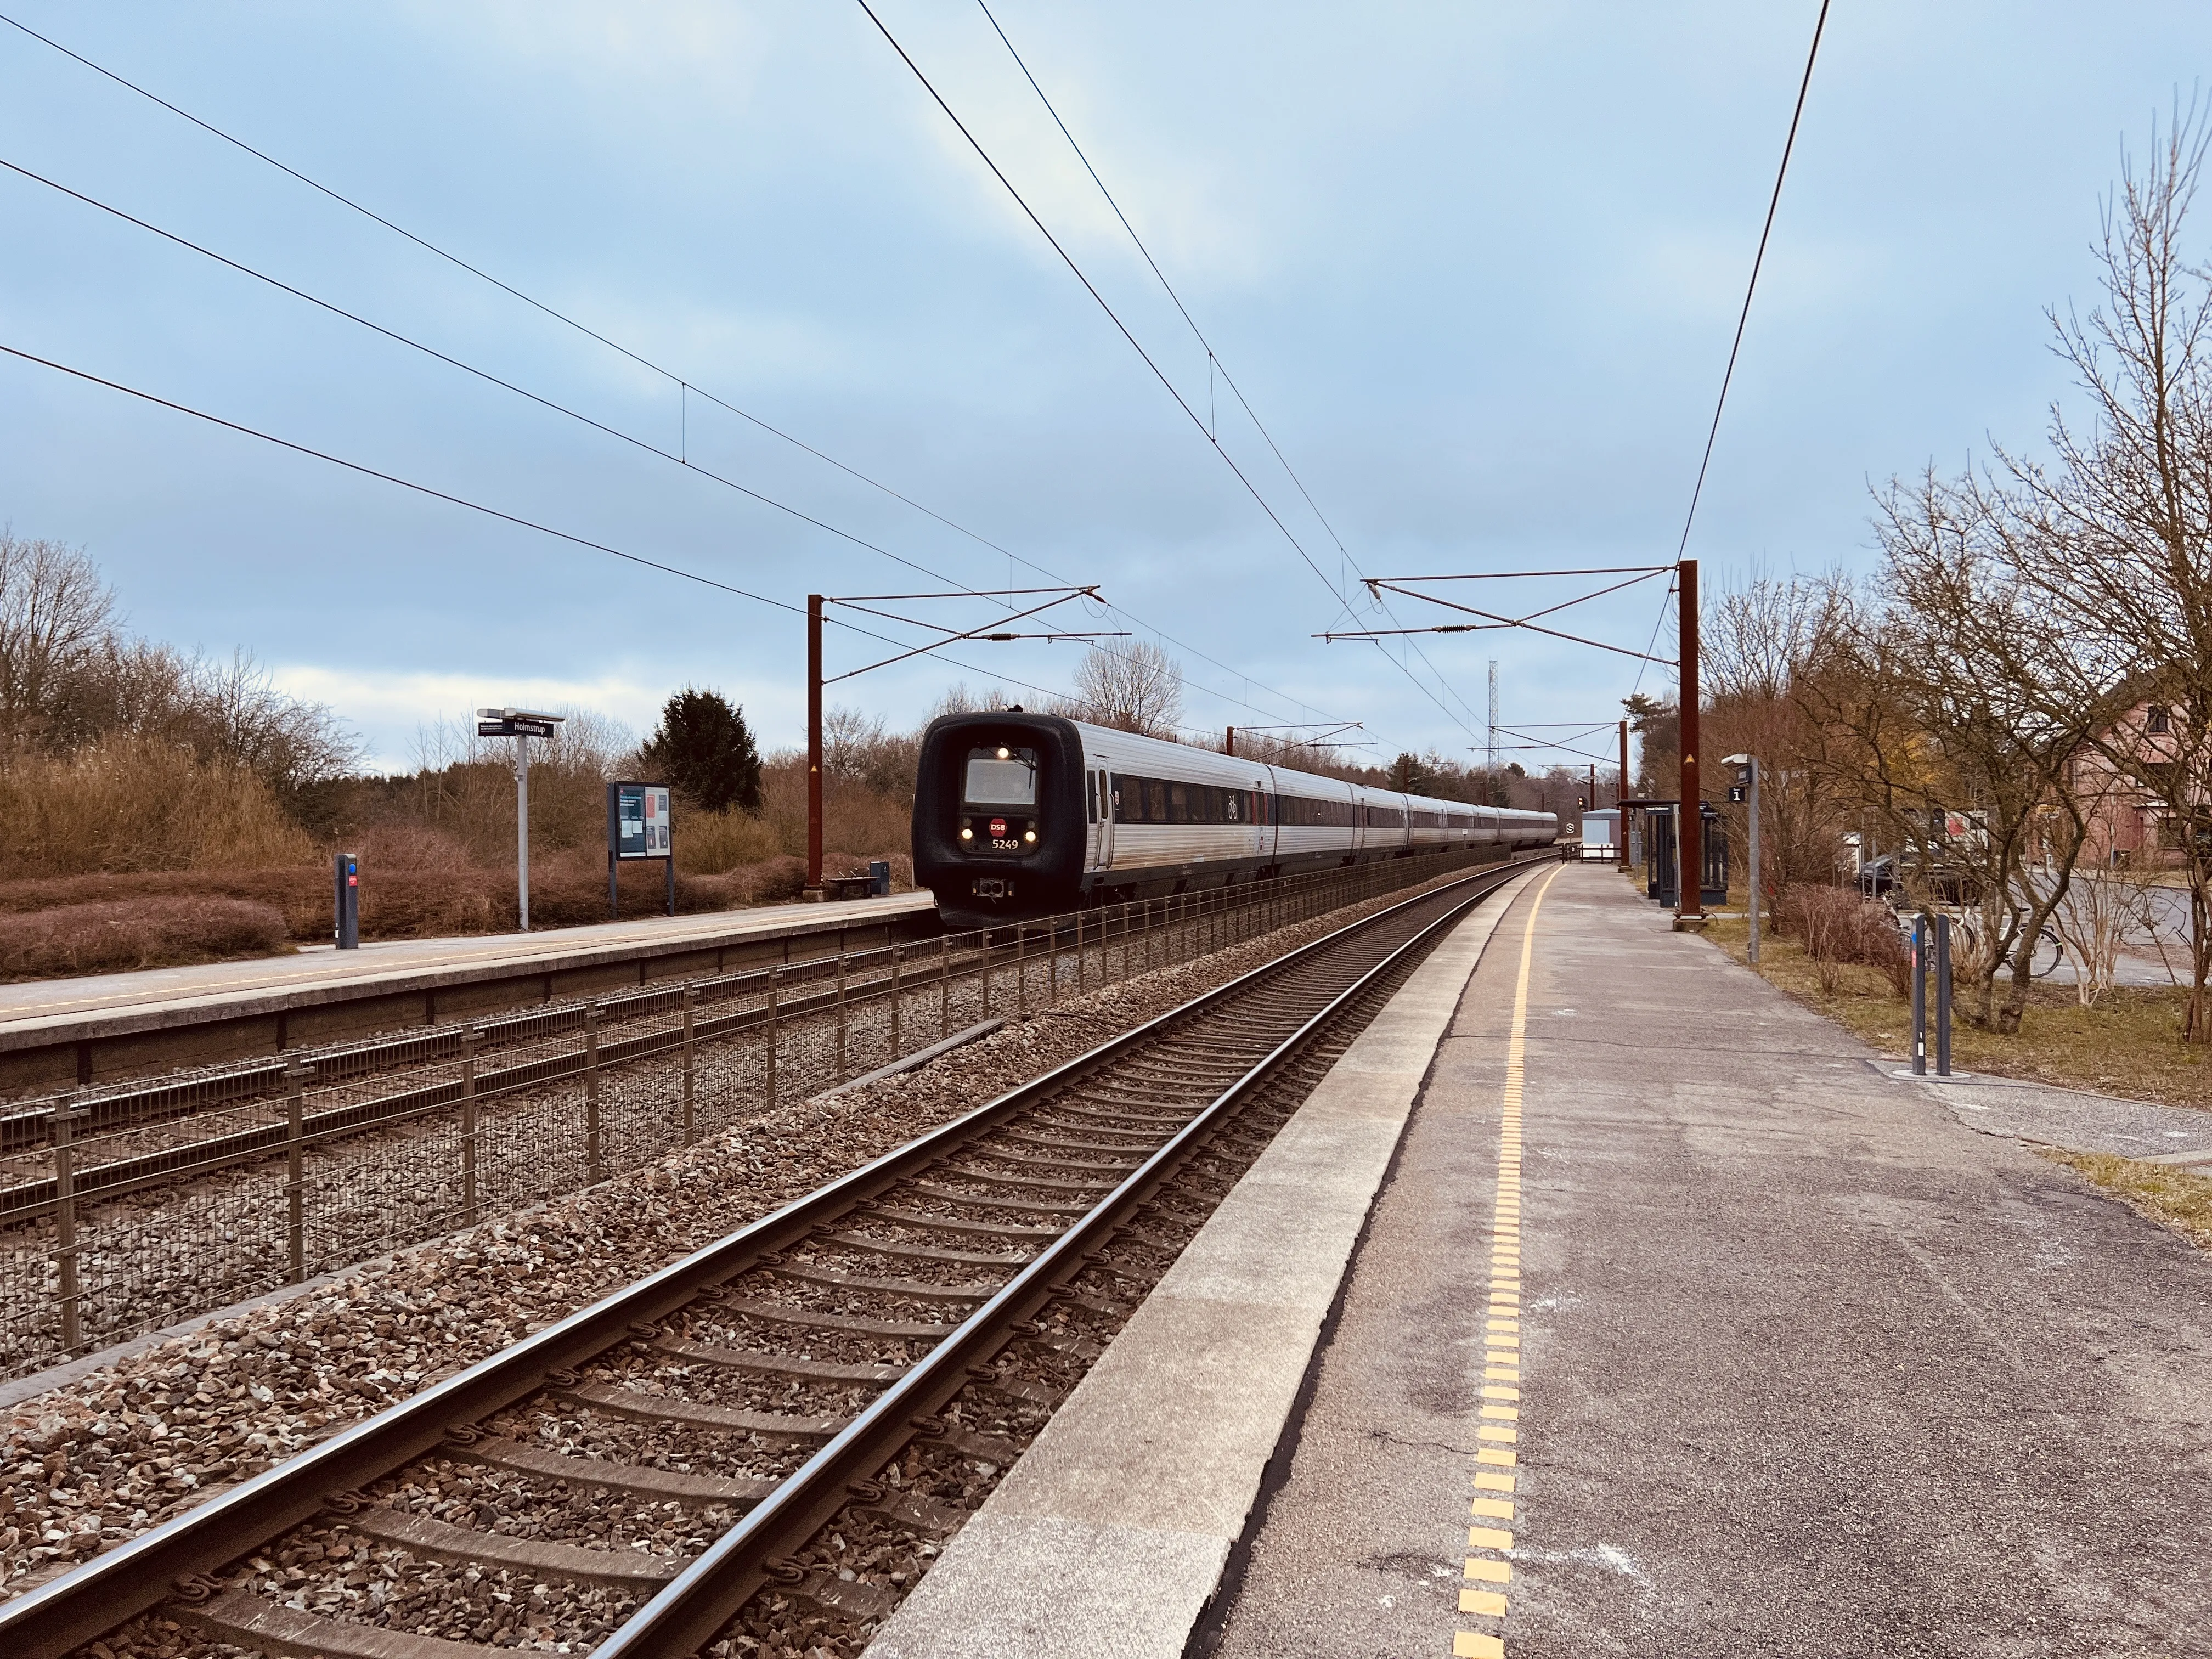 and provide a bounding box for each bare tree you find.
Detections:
[1834,470,2106,1032]
[1701,564,1854,917]
[174,650,361,791]
[0,531,117,744]
[1073,641,1182,737]
[2001,101,2212,1036]
[821,704,919,797]
[1705,560,1830,706]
